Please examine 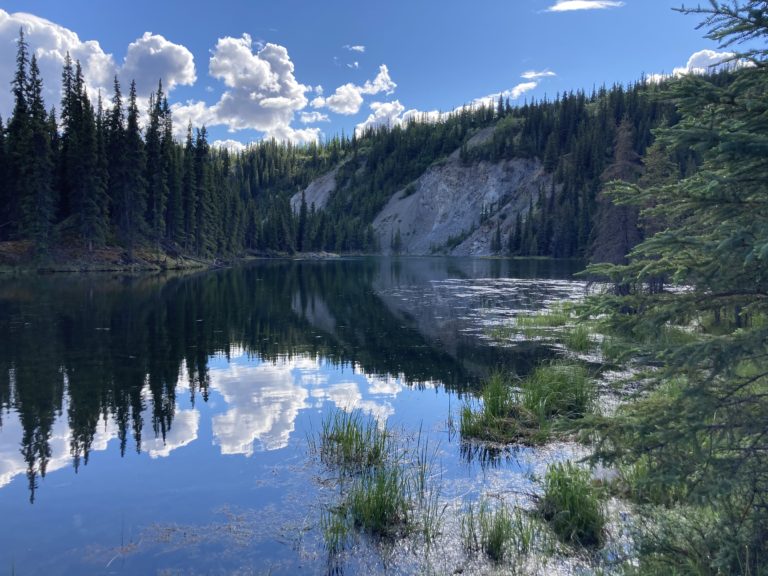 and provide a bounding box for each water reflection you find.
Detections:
[0,257,583,502]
